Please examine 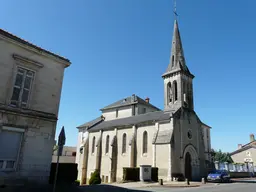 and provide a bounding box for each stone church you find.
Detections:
[76,19,212,184]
